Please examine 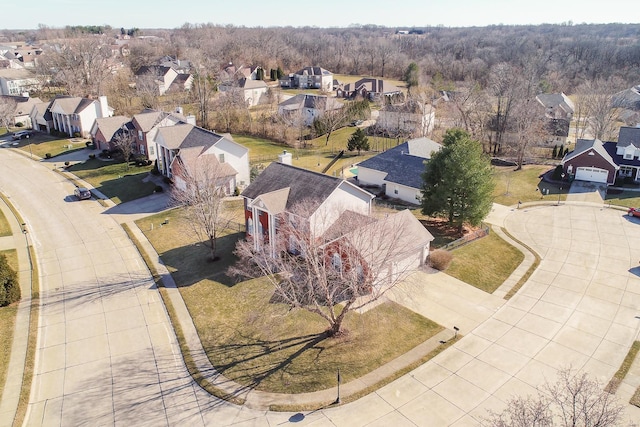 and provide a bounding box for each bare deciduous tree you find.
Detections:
[484,368,625,427]
[111,130,136,170]
[0,97,17,132]
[575,78,625,141]
[230,203,424,336]
[171,158,234,261]
[40,36,113,97]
